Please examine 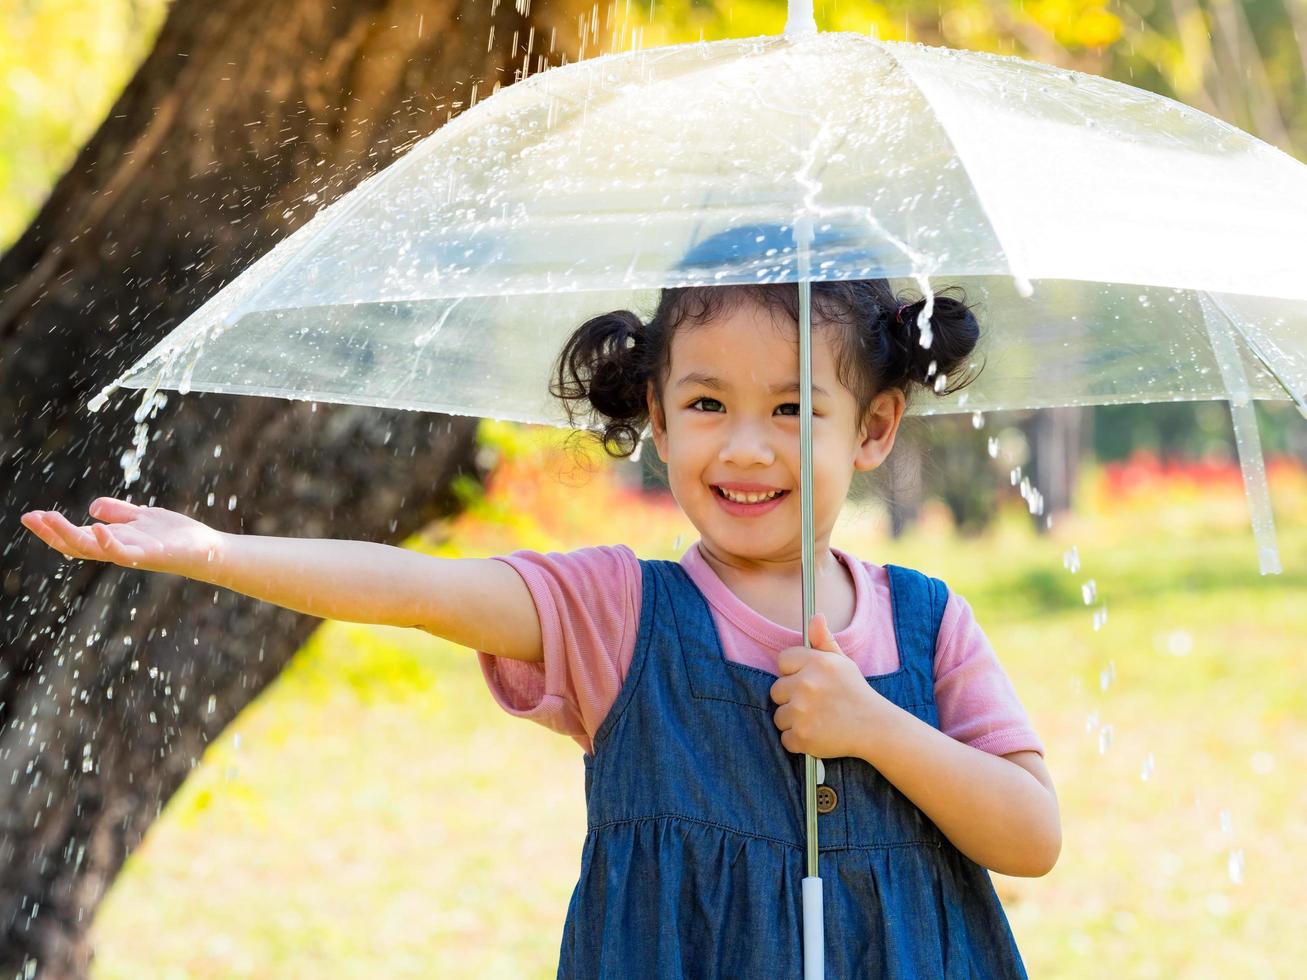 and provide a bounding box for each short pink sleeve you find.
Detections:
[934,590,1045,758]
[475,544,641,754]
